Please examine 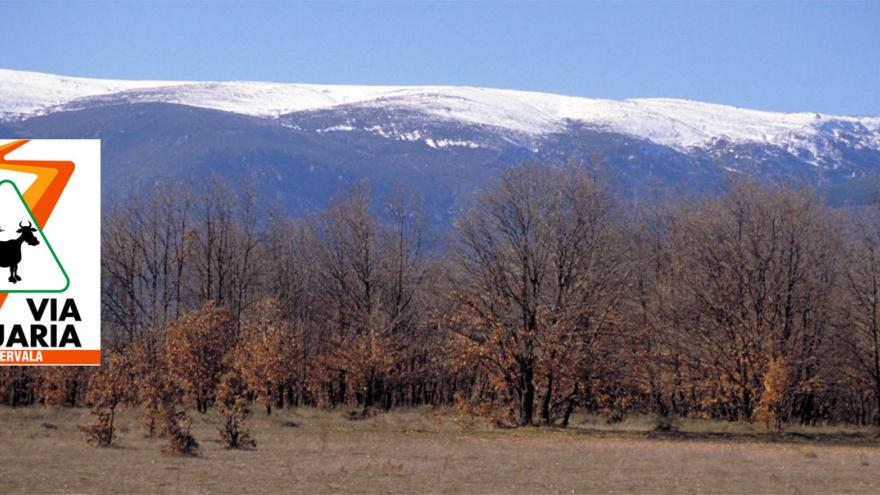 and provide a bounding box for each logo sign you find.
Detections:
[0,140,100,366]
